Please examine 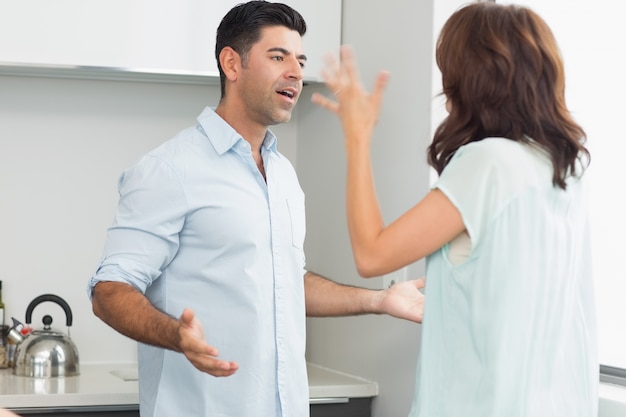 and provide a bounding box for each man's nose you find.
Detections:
[286,57,303,80]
